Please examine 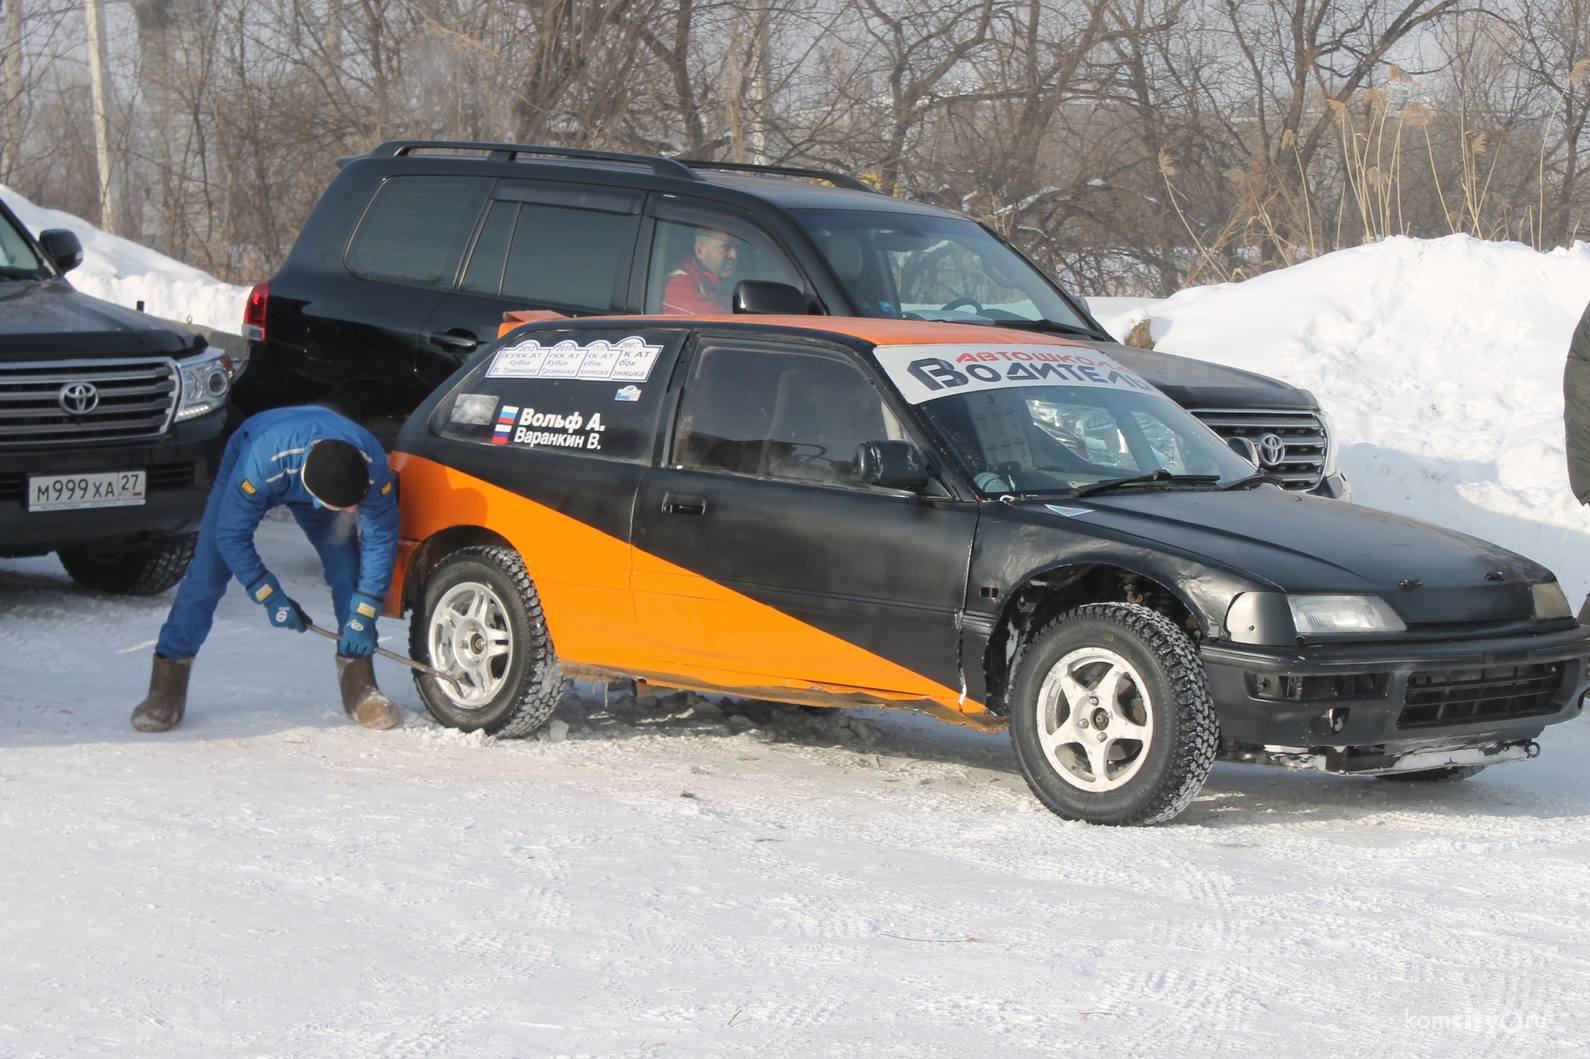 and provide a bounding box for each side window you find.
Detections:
[645,204,805,316]
[346,176,492,288]
[431,329,685,464]
[501,204,636,310]
[458,182,642,311]
[460,200,516,295]
[674,341,903,486]
[0,214,40,271]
